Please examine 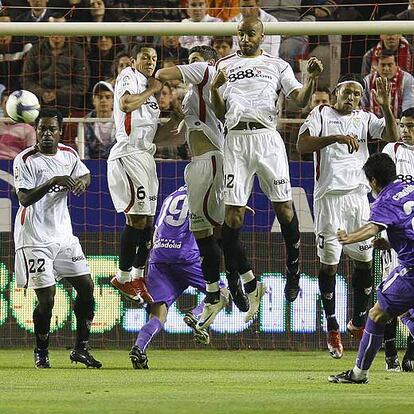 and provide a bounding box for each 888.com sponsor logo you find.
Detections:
[228,67,272,83]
